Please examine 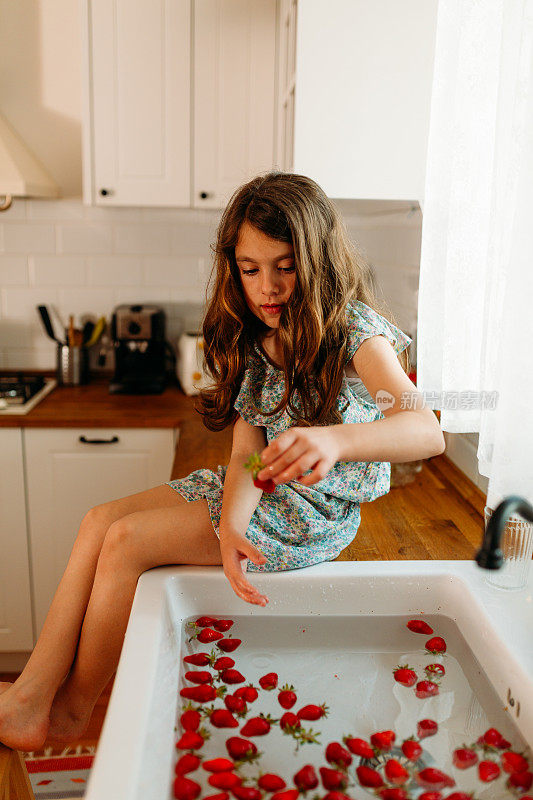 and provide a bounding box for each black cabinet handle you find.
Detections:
[79,435,120,445]
[99,188,114,197]
[199,191,211,199]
